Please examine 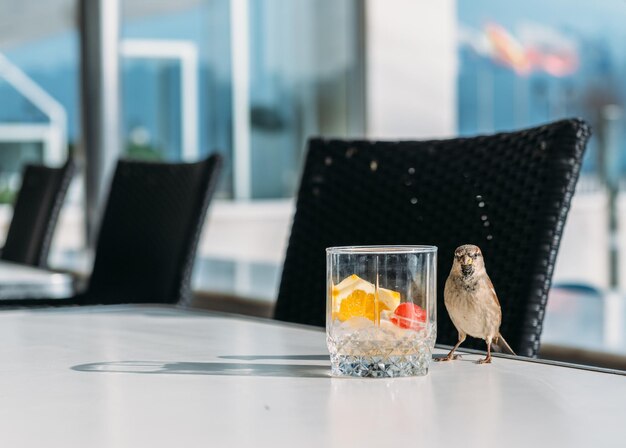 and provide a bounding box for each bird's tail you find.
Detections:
[492,334,516,356]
